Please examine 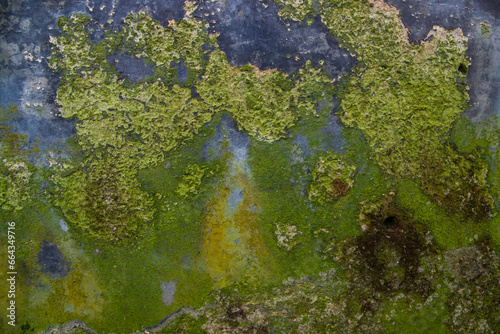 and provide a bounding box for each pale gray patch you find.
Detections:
[161,281,177,307]
[59,219,68,232]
